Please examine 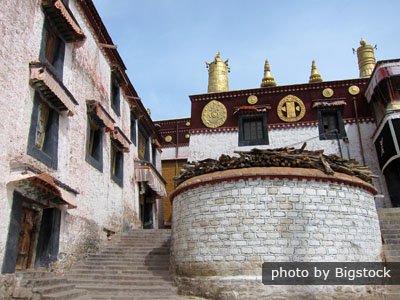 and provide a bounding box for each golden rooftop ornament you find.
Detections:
[201,100,227,128]
[206,52,229,93]
[309,60,322,83]
[277,95,306,122]
[355,38,376,78]
[164,135,172,142]
[260,60,276,87]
